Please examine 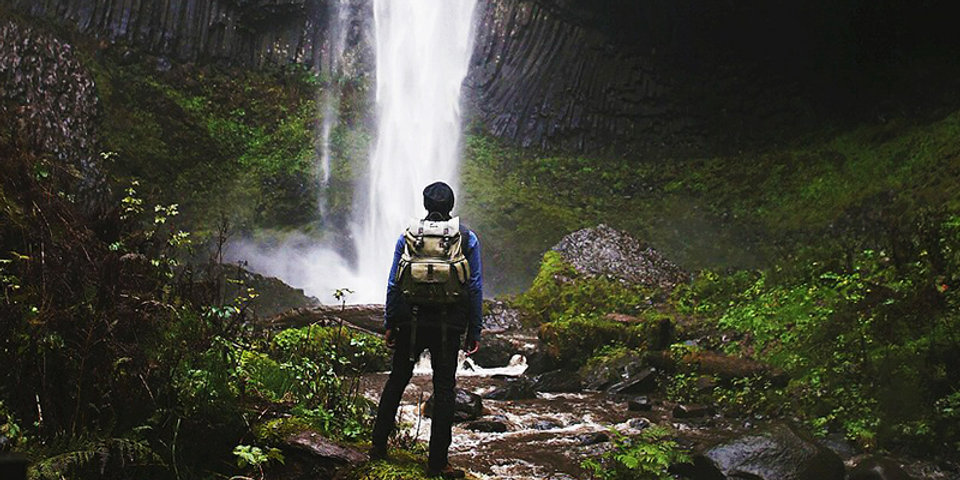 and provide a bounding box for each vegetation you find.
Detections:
[581,426,690,480]
[0,131,386,478]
